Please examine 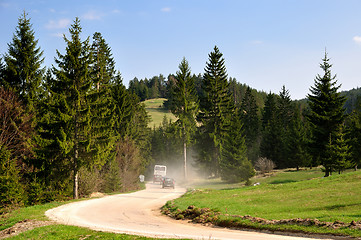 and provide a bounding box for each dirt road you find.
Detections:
[46,183,330,240]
